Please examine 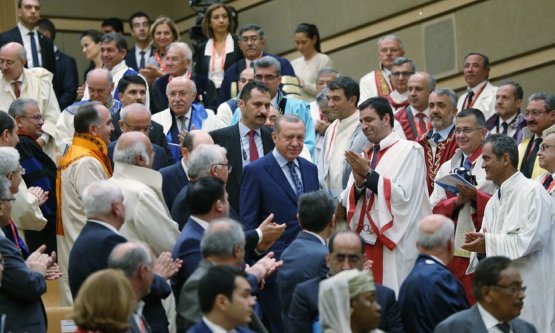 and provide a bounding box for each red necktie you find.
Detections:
[415,112,427,136]
[12,81,20,98]
[249,130,259,162]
